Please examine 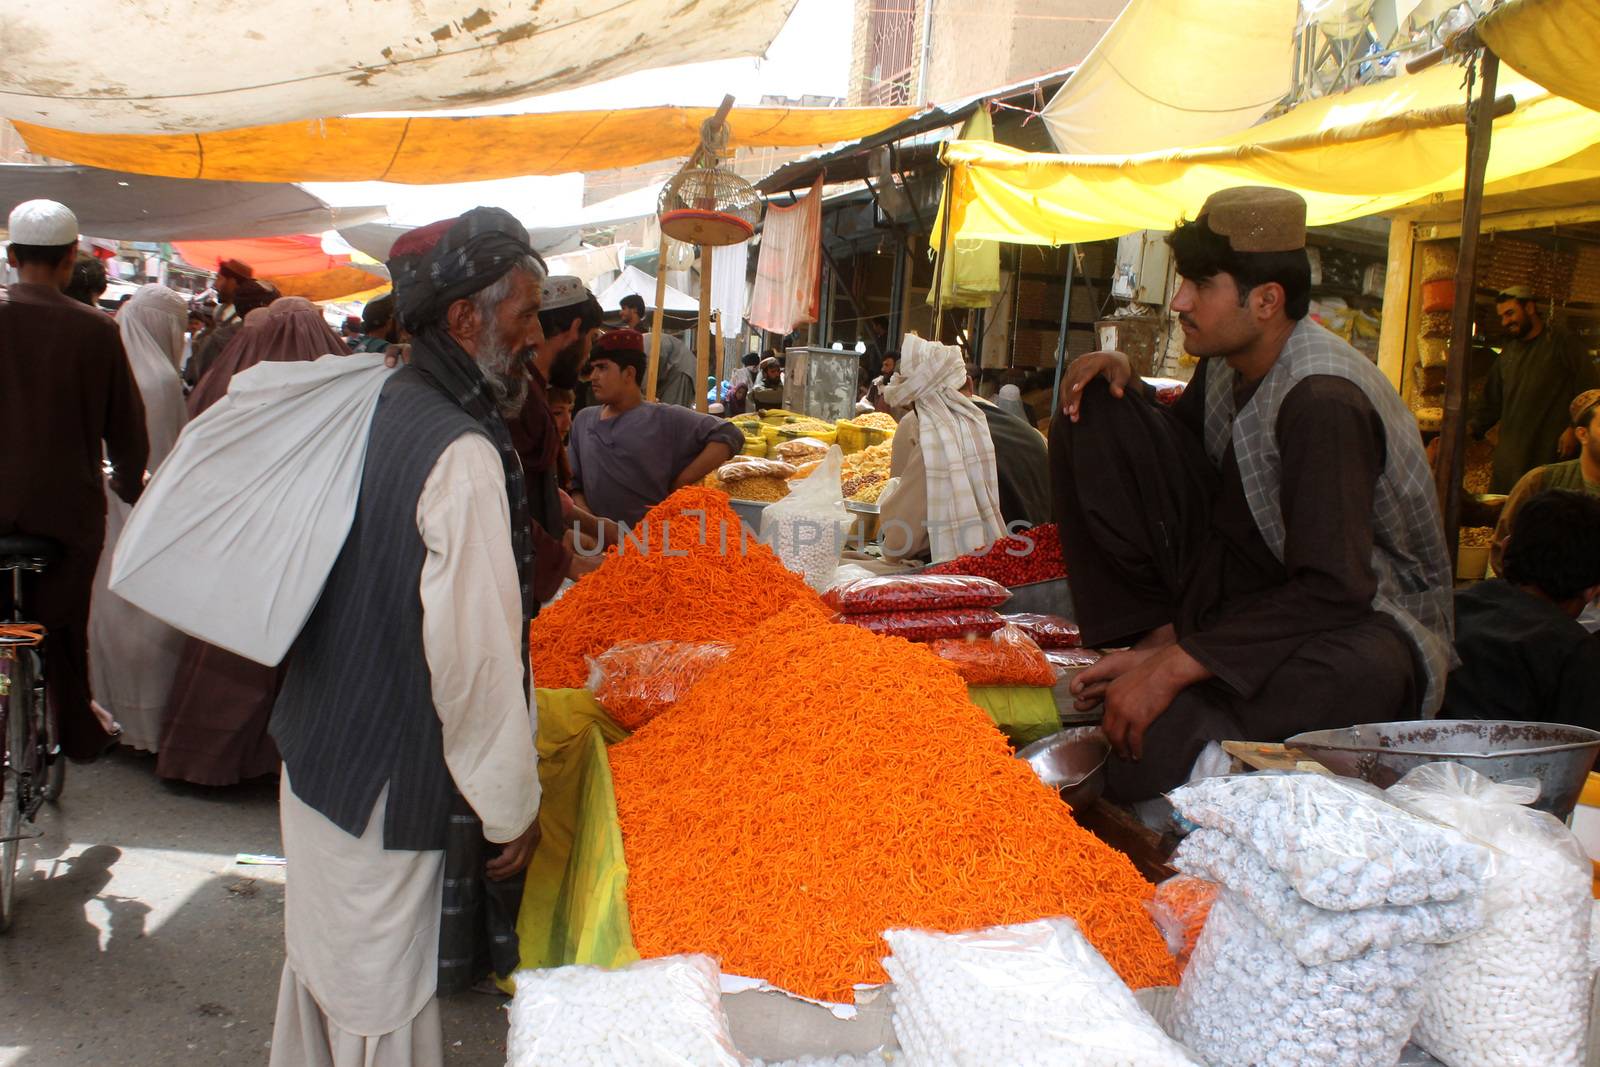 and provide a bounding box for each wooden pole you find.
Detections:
[714,308,727,390]
[646,233,668,403]
[696,245,714,413]
[1050,244,1078,416]
[930,163,955,343]
[1434,49,1500,568]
